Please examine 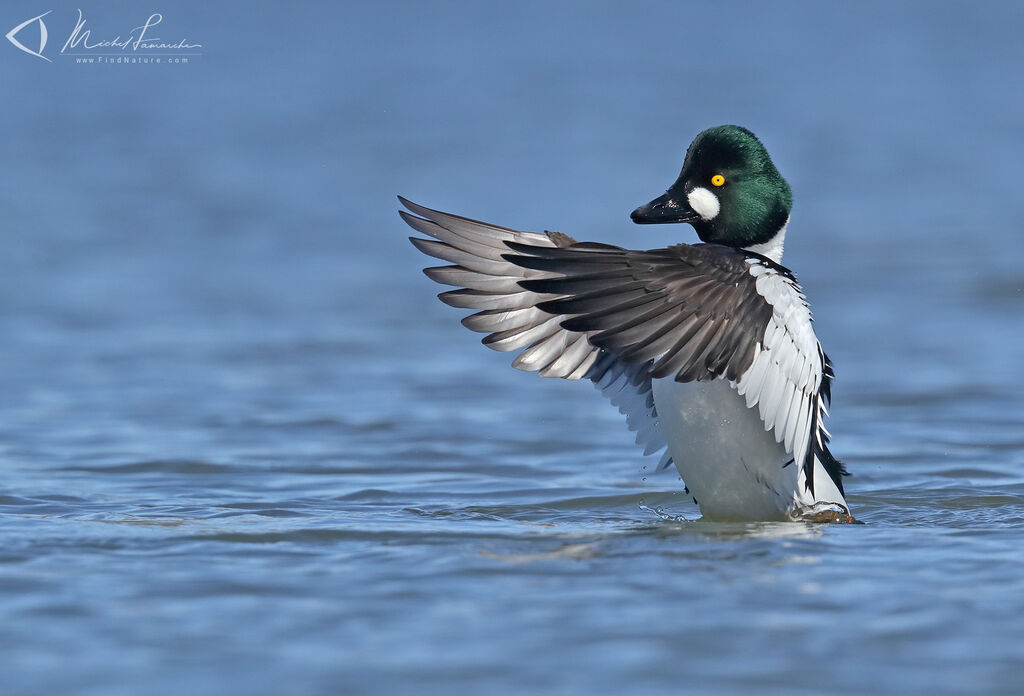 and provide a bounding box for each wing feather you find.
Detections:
[402,198,668,468]
[403,198,843,494]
